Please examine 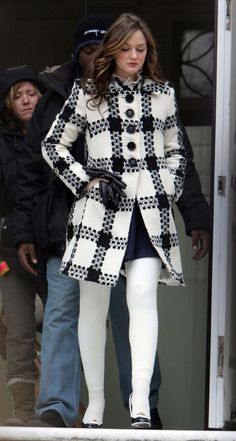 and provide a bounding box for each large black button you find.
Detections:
[125,94,134,103]
[129,158,137,167]
[127,142,136,151]
[126,108,134,118]
[127,124,135,134]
